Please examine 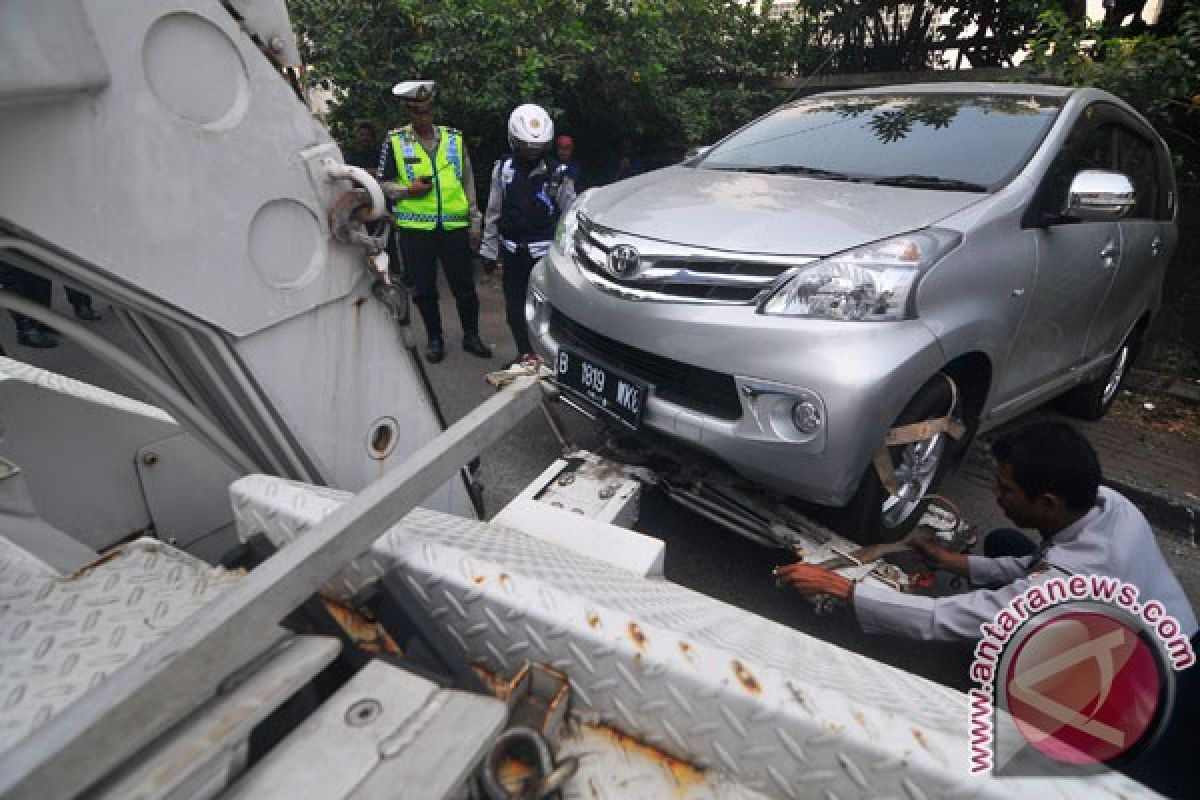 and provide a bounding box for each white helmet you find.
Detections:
[507,103,554,150]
